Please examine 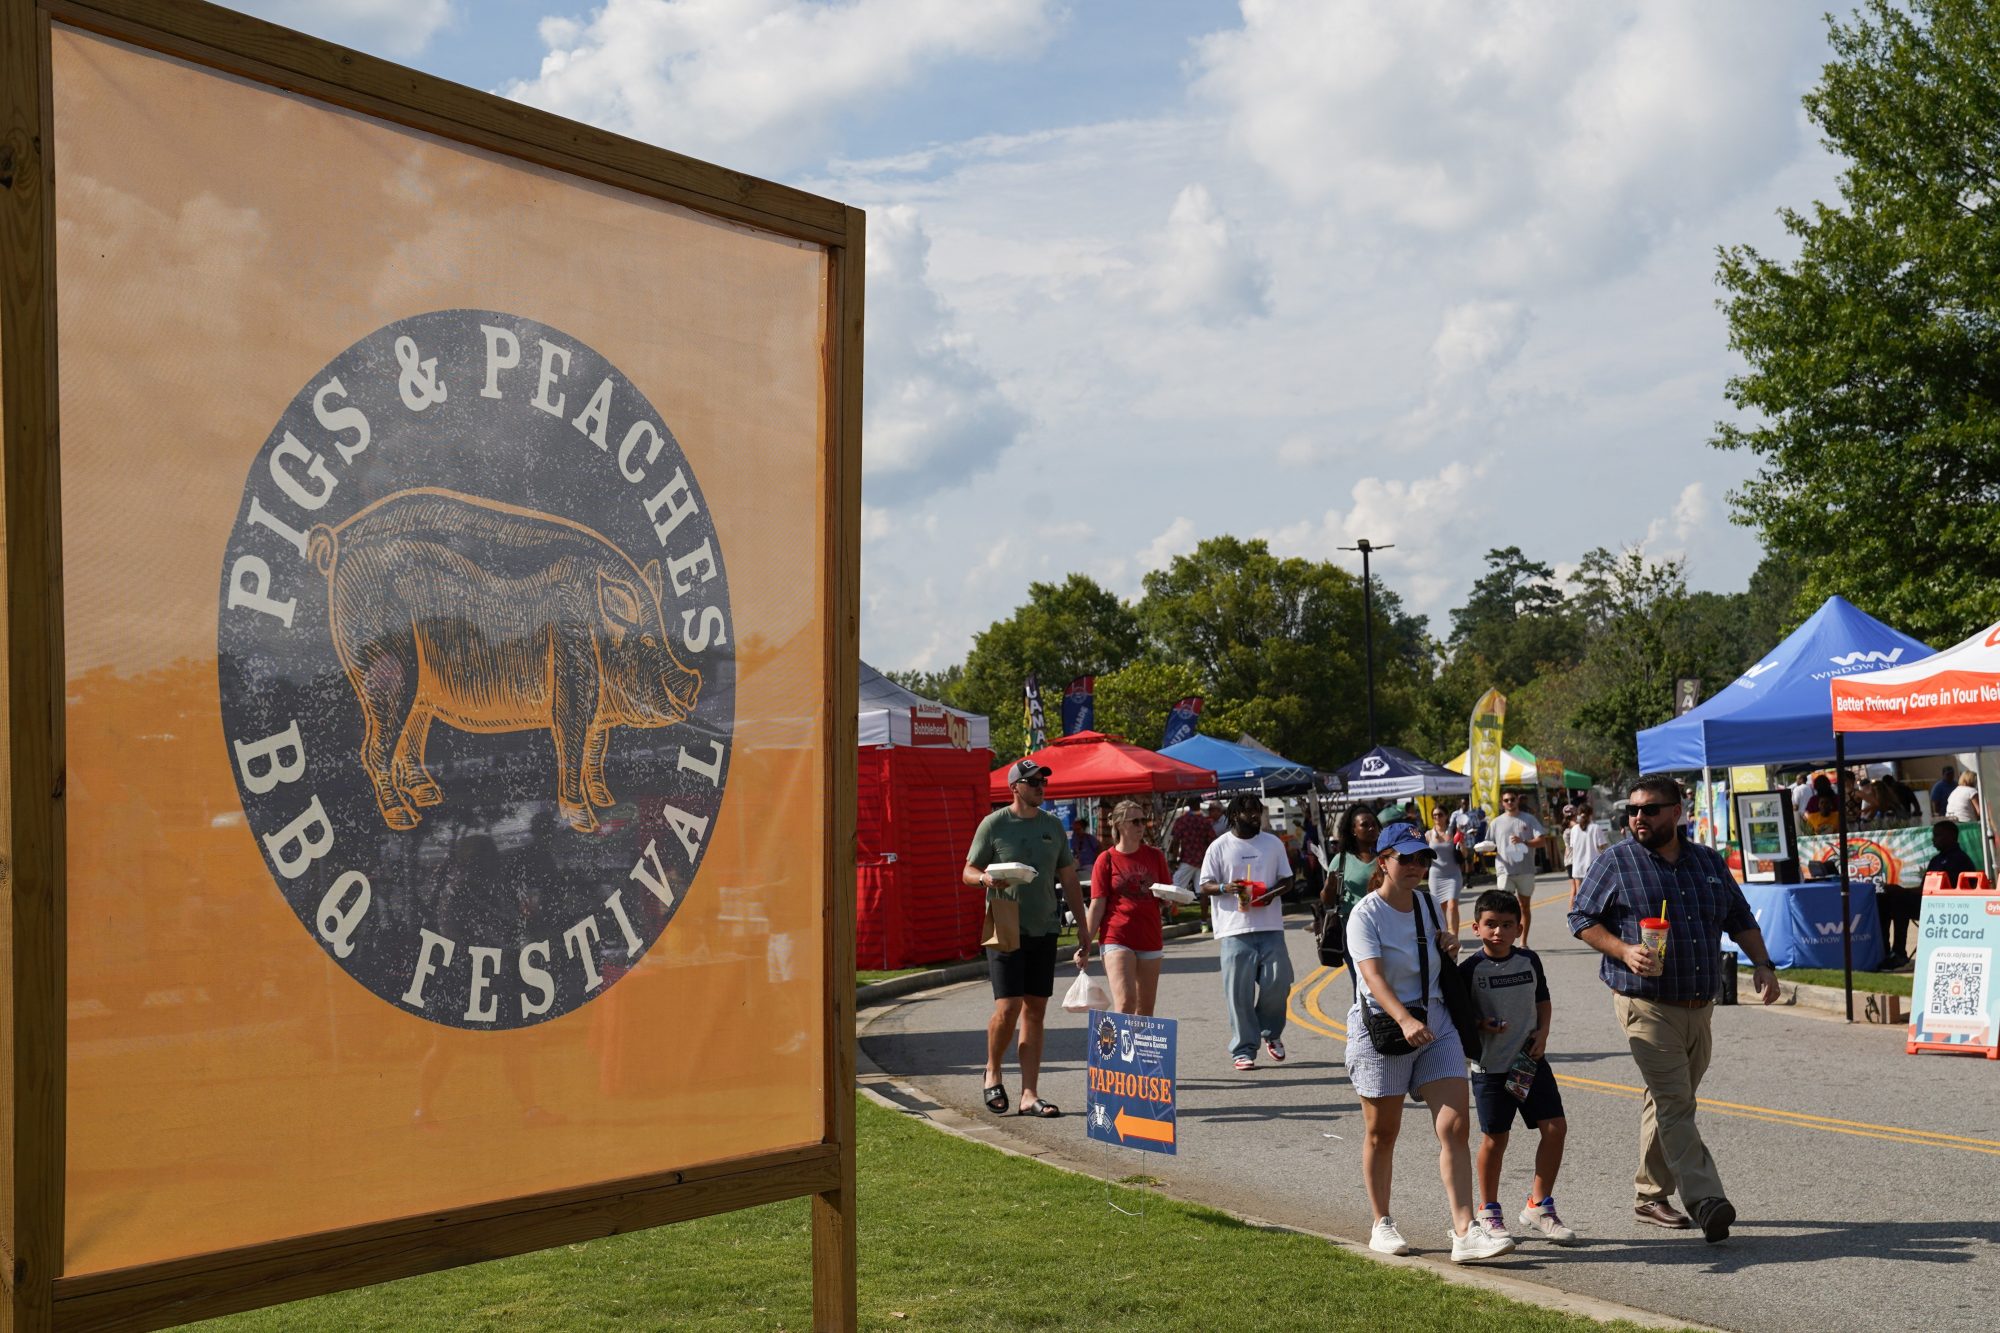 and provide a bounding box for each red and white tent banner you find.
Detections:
[1831,620,2000,731]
